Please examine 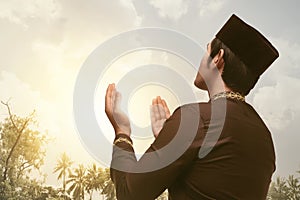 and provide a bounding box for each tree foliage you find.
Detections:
[54,152,73,199]
[0,101,48,199]
[101,168,116,200]
[64,165,115,200]
[267,173,300,200]
[67,164,86,200]
[85,164,105,200]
